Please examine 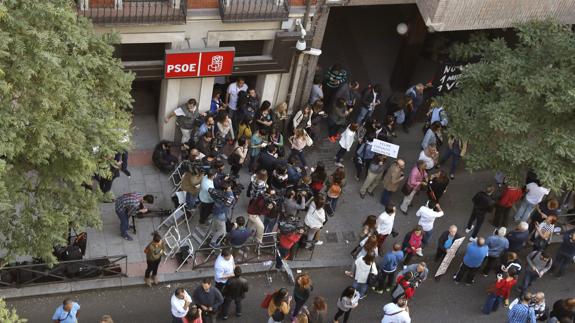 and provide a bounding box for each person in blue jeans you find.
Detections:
[439,136,467,179]
[52,299,80,323]
[482,268,518,315]
[350,254,377,298]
